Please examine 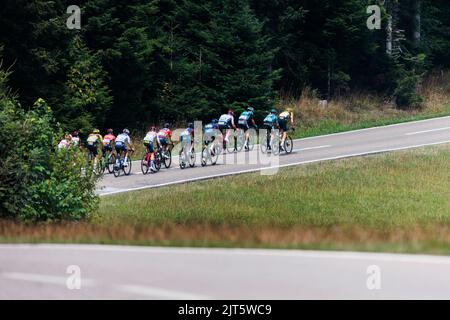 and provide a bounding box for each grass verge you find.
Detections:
[2,145,450,254]
[286,71,450,139]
